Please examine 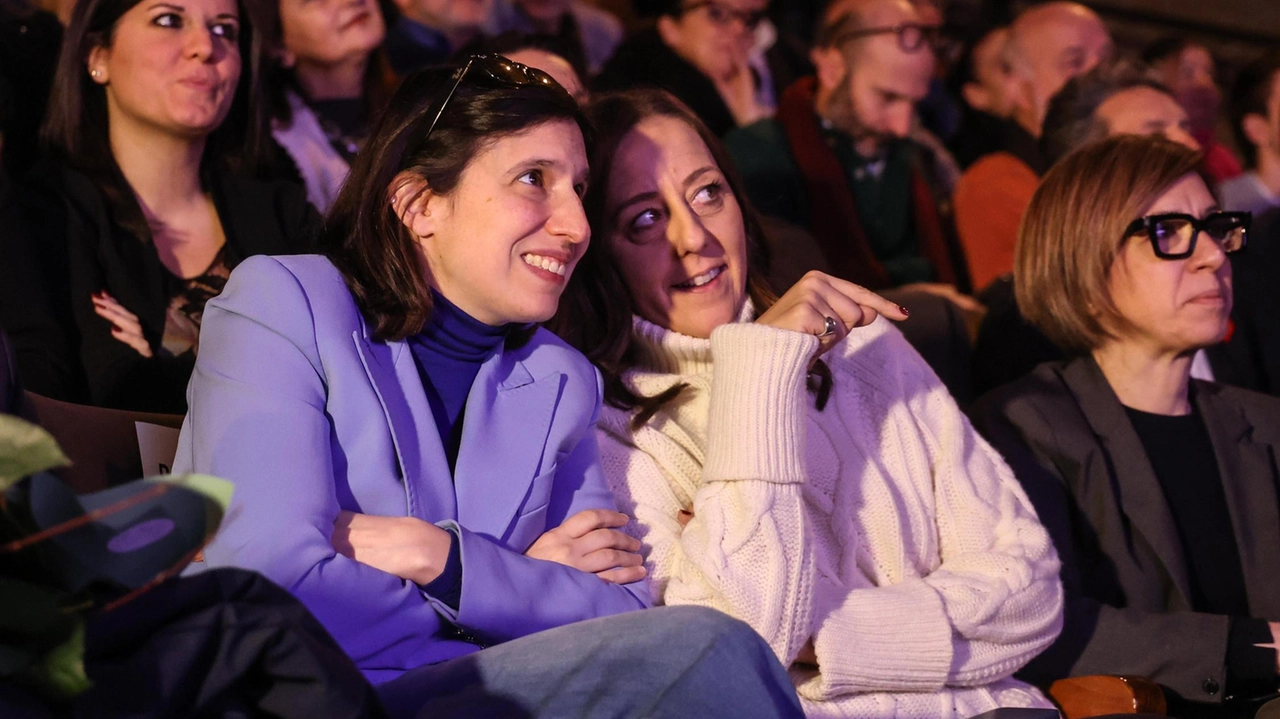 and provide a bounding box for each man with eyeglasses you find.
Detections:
[952,1,1111,293]
[724,0,977,315]
[594,0,811,136]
